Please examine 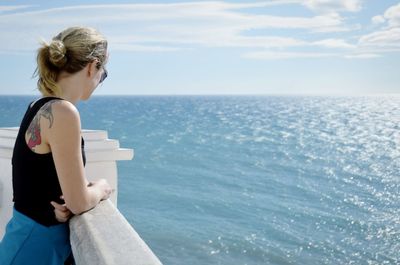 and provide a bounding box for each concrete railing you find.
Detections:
[70,199,162,265]
[0,127,162,264]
